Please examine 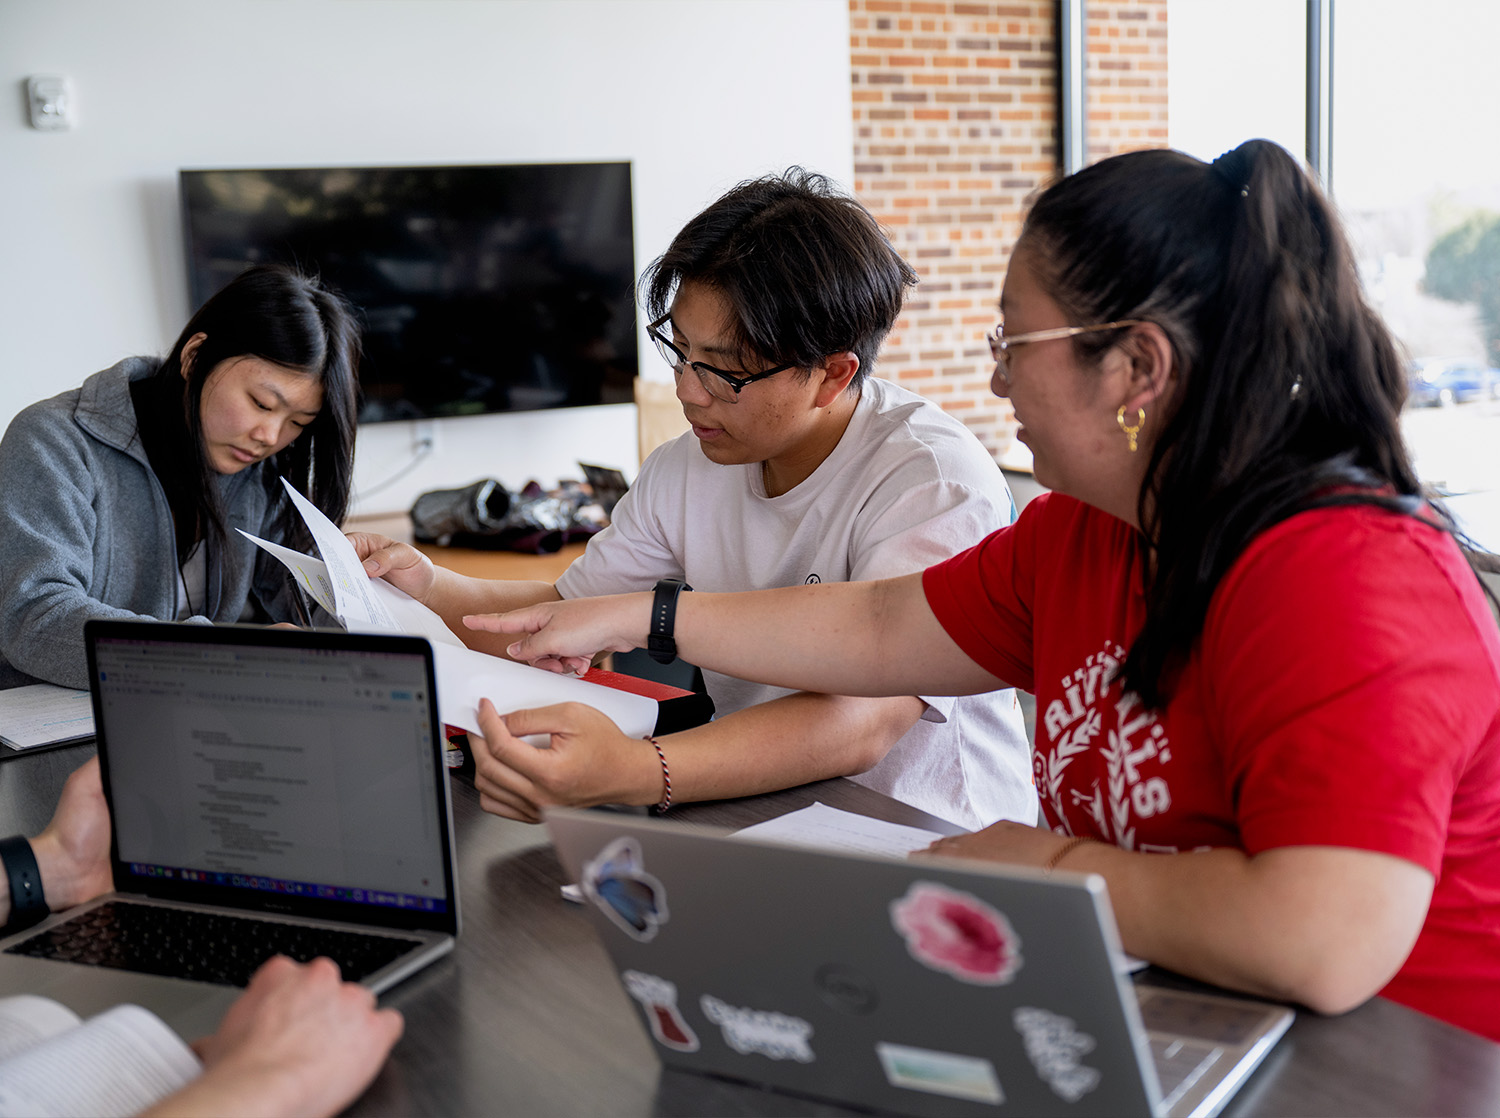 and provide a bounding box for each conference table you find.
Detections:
[5,742,1500,1117]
